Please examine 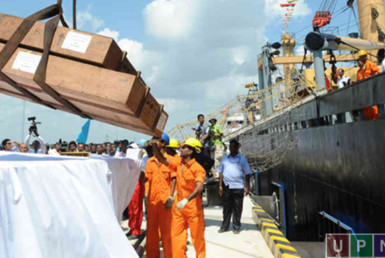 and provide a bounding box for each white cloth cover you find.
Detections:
[0,151,142,258]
